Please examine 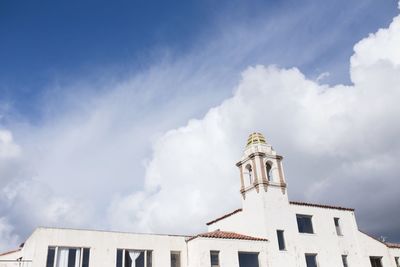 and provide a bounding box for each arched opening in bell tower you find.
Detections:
[266,162,273,181]
[245,164,253,186]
